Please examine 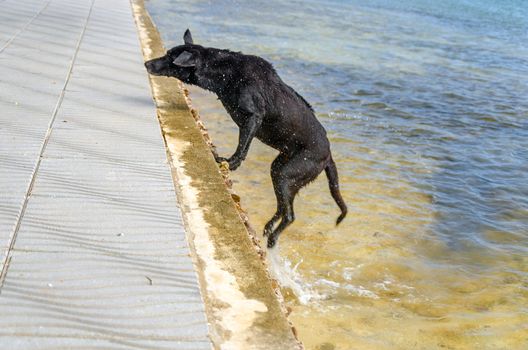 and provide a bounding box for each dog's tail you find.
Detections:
[325,156,347,225]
